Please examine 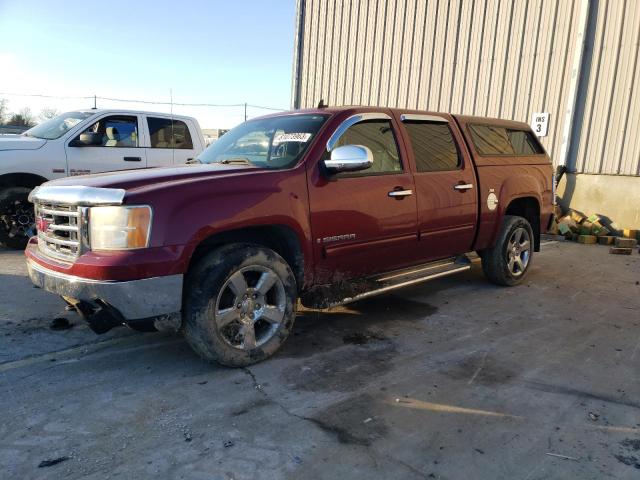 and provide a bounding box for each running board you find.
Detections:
[328,255,472,308]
